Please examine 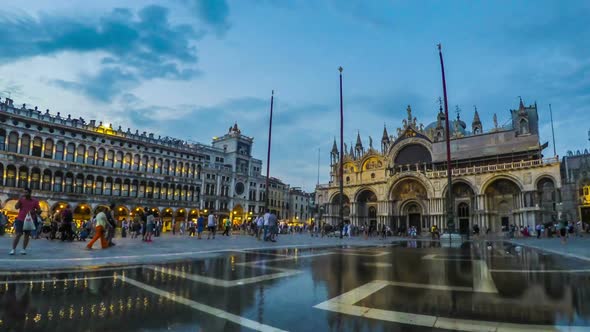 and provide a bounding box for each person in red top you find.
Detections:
[11,188,40,255]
